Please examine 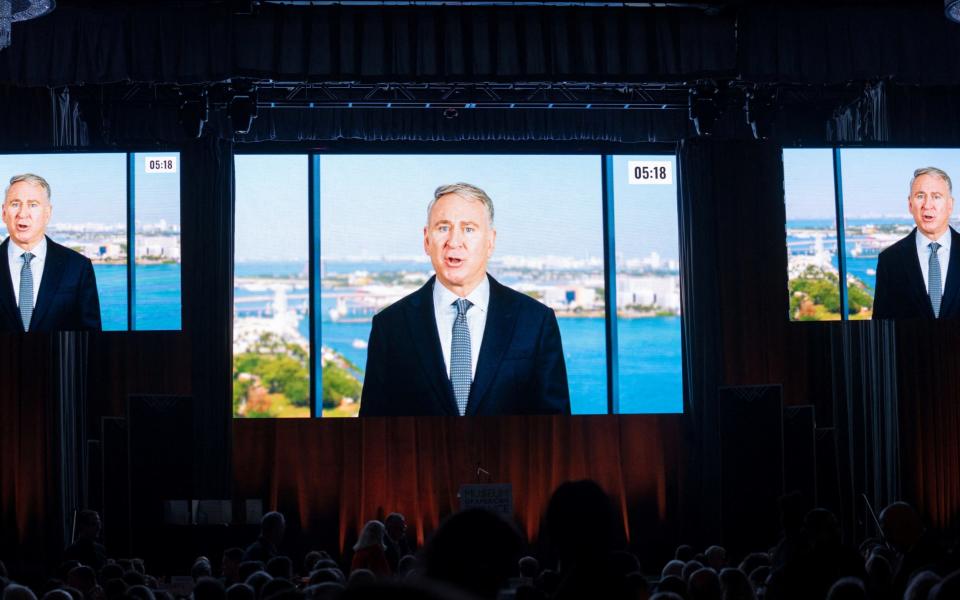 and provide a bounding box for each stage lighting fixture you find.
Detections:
[443,107,460,119]
[744,87,778,140]
[0,0,56,50]
[947,0,960,24]
[688,84,720,137]
[229,92,259,135]
[178,92,209,139]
